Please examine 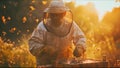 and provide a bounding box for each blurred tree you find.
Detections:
[66,2,99,36]
[100,7,120,60]
[102,7,120,42]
